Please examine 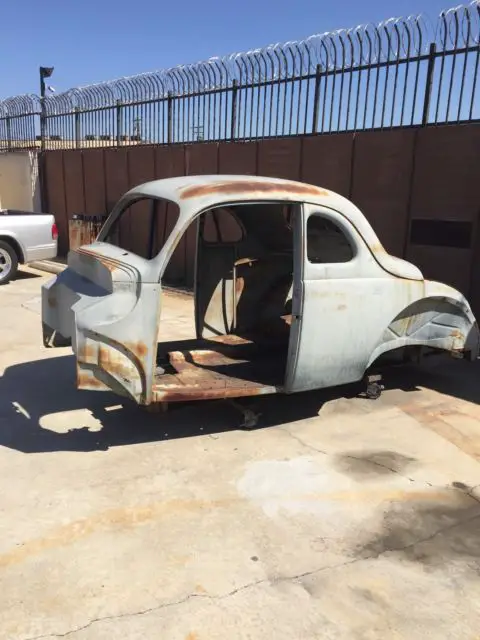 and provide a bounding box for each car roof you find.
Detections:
[124,173,375,254]
[126,174,338,209]
[108,174,424,282]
